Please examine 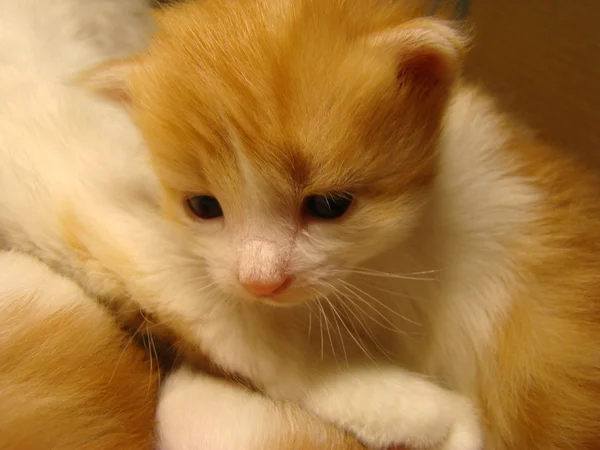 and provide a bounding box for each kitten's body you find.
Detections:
[0,2,367,449]
[2,0,600,449]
